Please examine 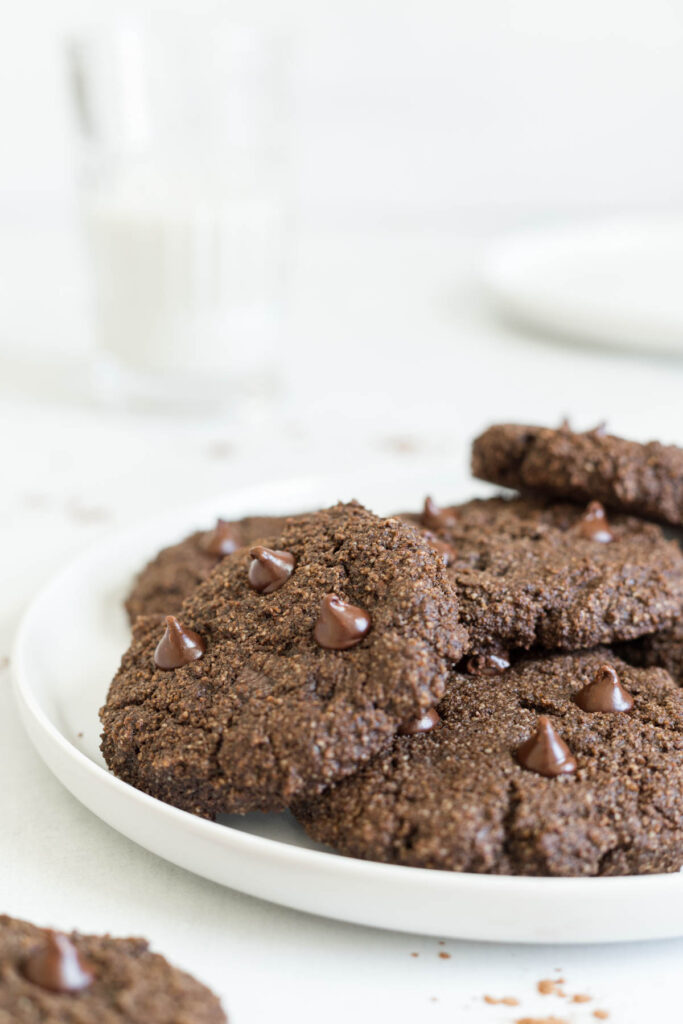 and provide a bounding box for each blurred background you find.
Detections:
[4,0,683,613]
[3,9,683,1018]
